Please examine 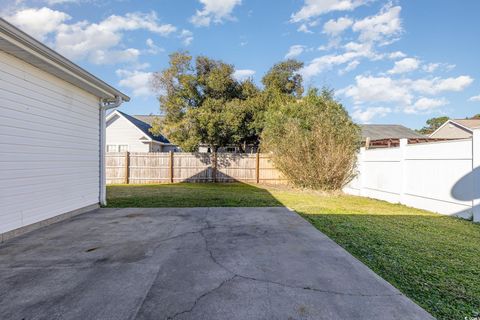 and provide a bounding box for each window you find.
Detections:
[118,145,128,152]
[107,145,117,152]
